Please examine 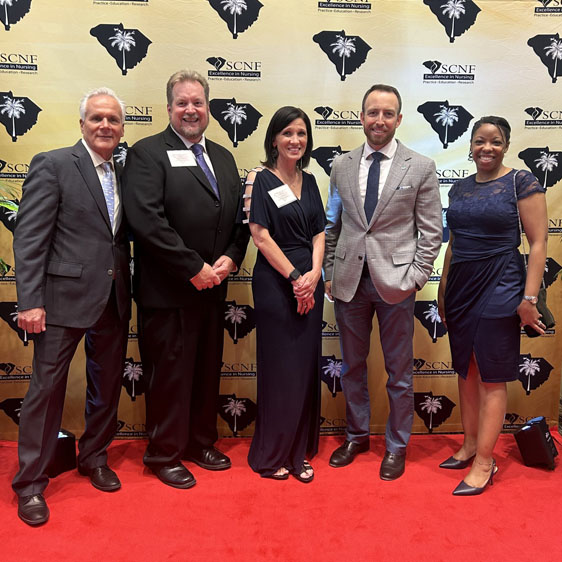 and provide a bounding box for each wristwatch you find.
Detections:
[288,268,301,281]
[523,295,538,305]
